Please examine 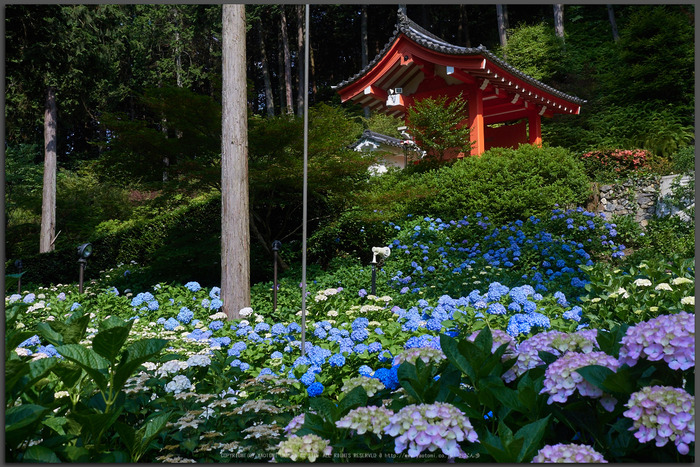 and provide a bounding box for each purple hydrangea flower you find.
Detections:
[619,312,694,371]
[383,402,478,459]
[540,351,620,411]
[531,444,607,463]
[623,385,694,455]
